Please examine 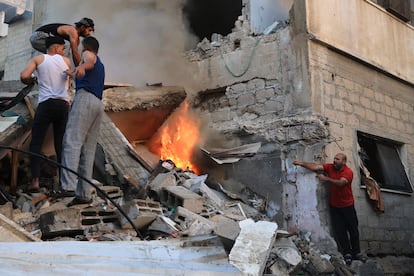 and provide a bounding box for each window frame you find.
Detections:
[357,131,413,195]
